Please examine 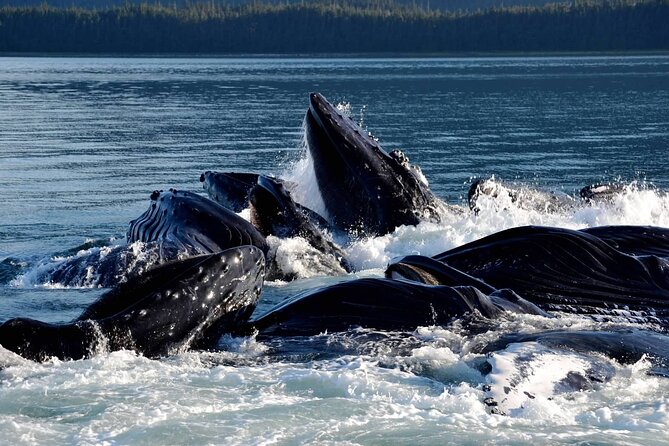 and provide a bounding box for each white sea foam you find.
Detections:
[485,342,598,415]
[337,181,669,272]
[267,235,347,280]
[0,335,666,445]
[282,140,330,220]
